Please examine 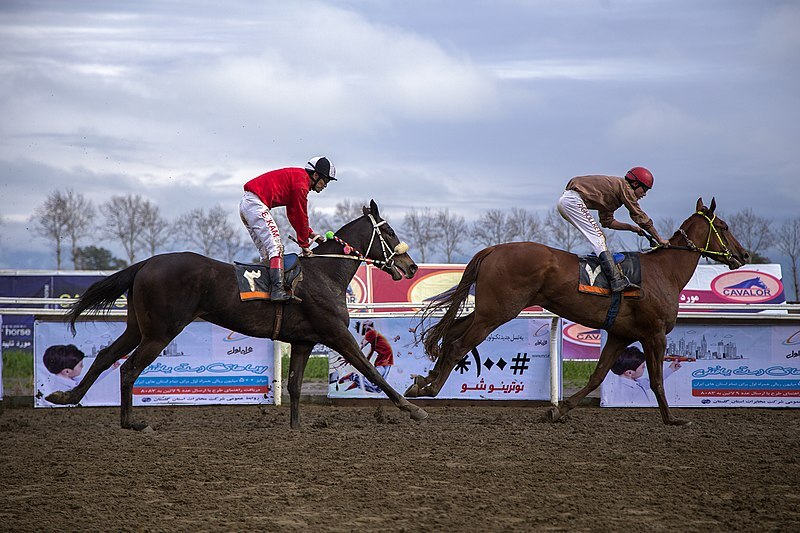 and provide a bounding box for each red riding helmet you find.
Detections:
[625,166,654,189]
